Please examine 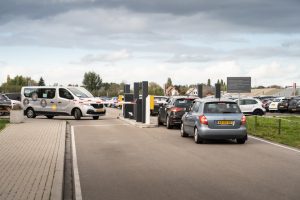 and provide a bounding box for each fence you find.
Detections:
[246,115,300,148]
